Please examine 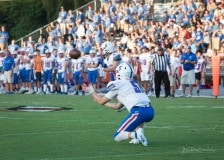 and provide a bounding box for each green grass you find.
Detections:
[0,95,224,160]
